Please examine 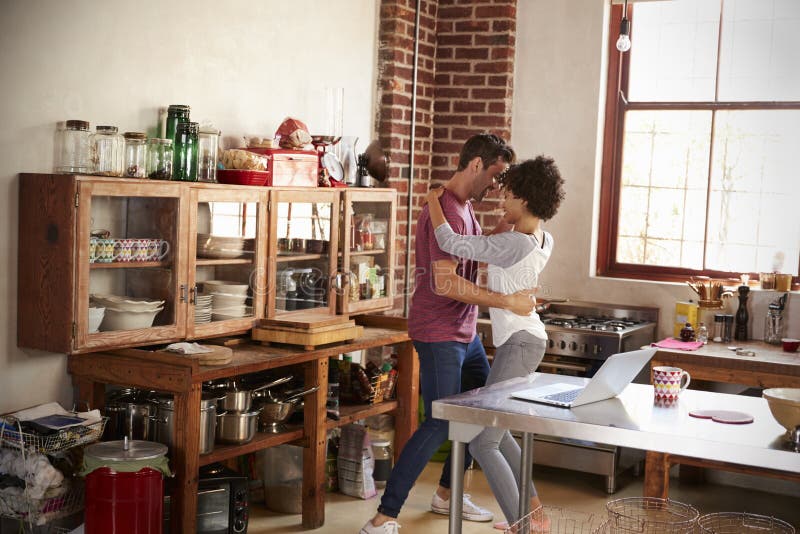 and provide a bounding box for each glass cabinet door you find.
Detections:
[75,181,187,350]
[188,188,268,337]
[339,189,397,315]
[267,189,340,318]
